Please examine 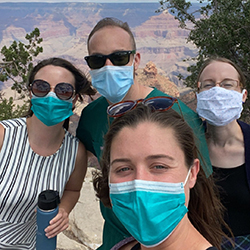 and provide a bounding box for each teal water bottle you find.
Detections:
[36,190,60,250]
